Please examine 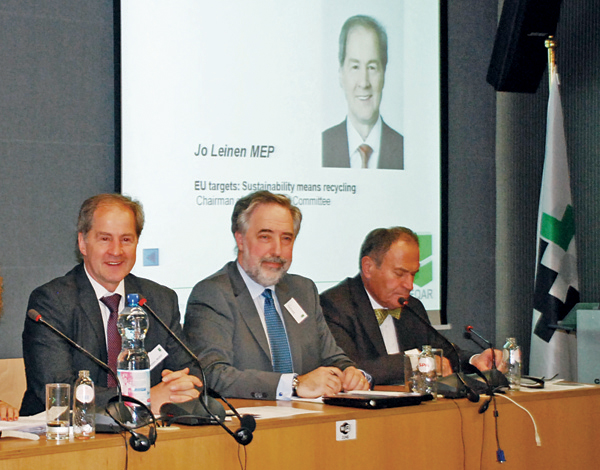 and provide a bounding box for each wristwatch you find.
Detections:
[292,374,300,397]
